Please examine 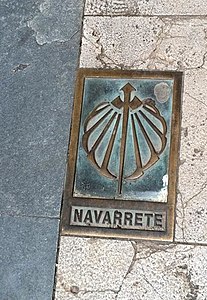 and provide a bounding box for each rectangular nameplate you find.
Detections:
[61,69,182,241]
[70,206,166,231]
